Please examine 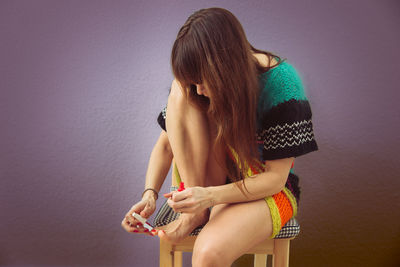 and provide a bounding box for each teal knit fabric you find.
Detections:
[258,59,308,115]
